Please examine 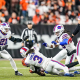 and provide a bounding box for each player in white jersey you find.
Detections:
[43,25,80,73]
[0,22,23,76]
[20,46,74,77]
